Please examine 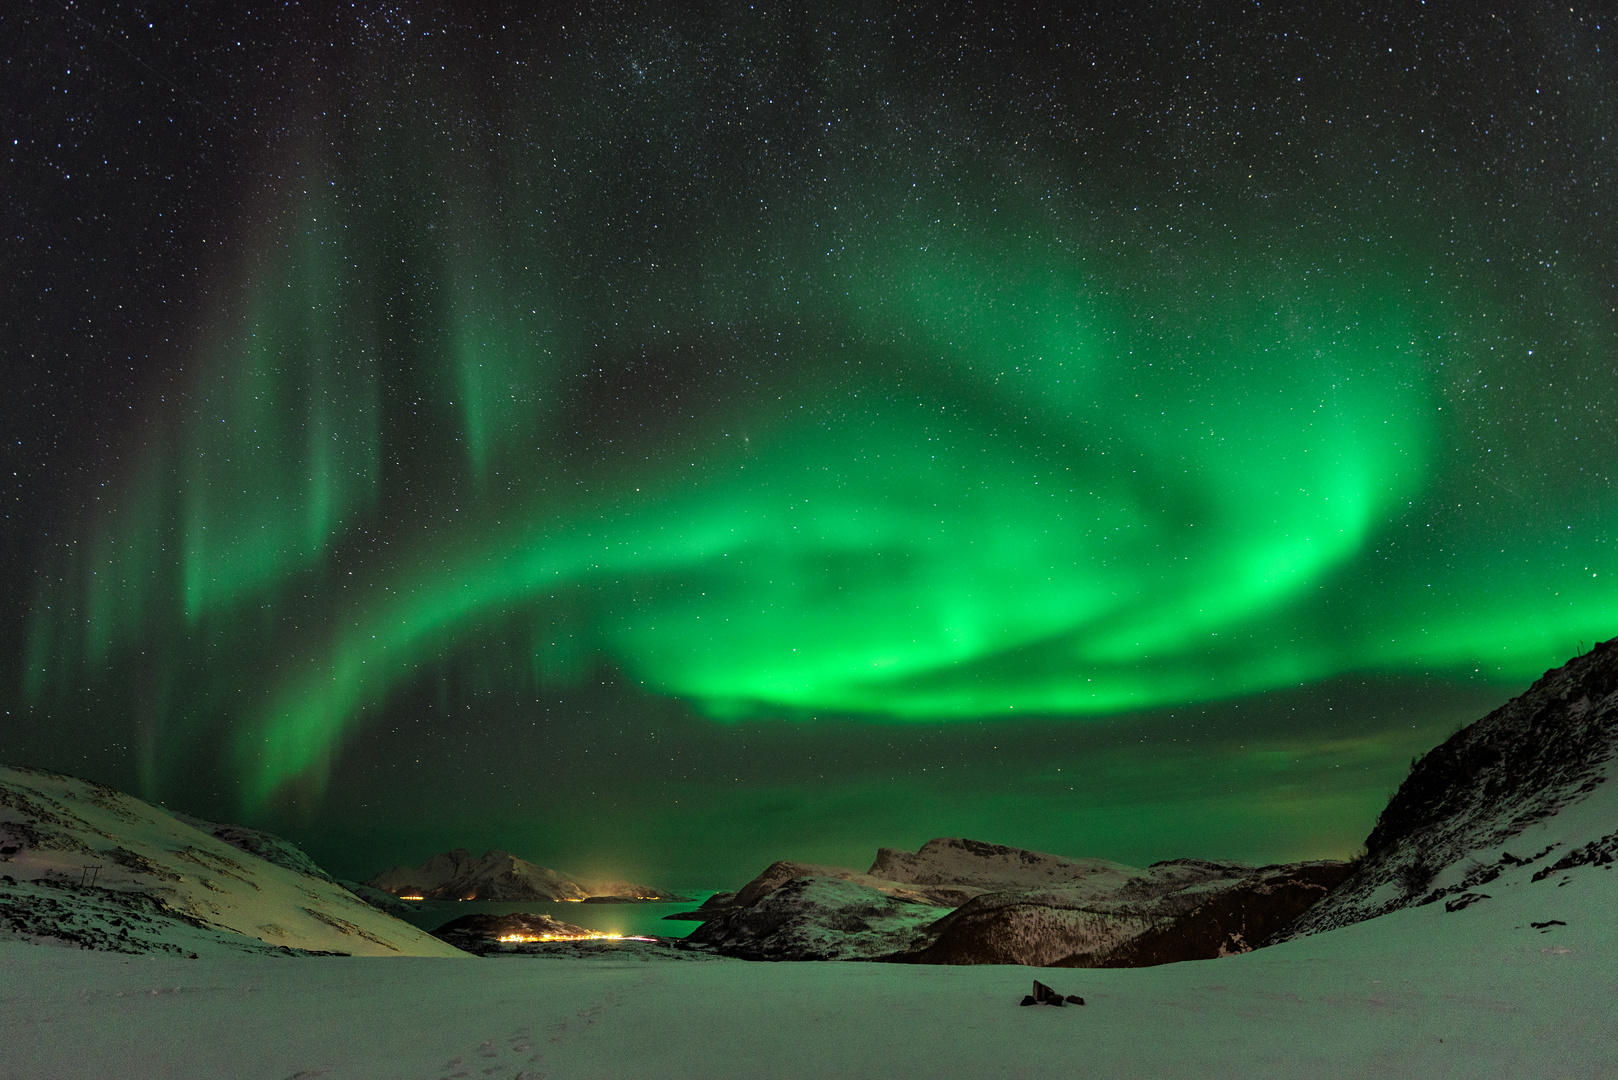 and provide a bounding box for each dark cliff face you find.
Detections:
[894,861,1351,969]
[1368,639,1618,856]
[1279,637,1618,941]
[1100,862,1353,967]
